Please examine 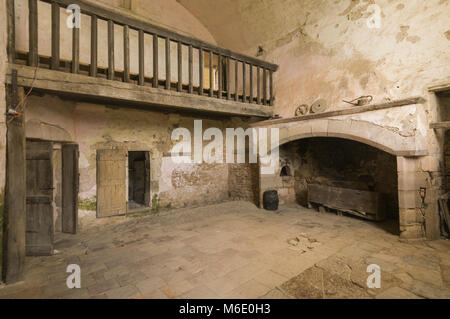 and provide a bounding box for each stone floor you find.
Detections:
[0,201,449,299]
